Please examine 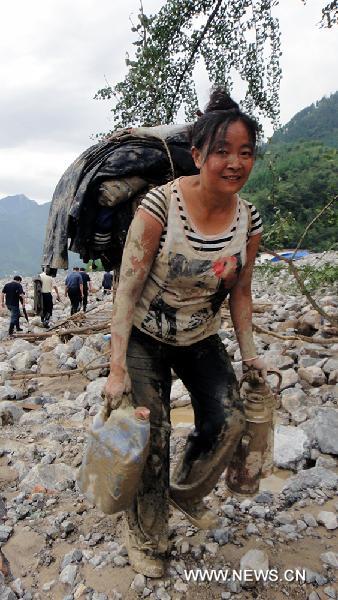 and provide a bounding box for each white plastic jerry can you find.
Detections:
[78,406,150,514]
